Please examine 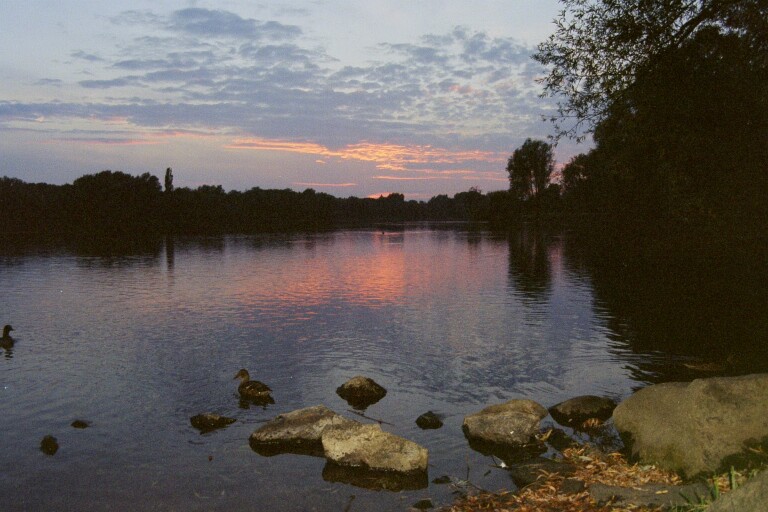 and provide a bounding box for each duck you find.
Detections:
[1,325,13,348]
[234,369,273,401]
